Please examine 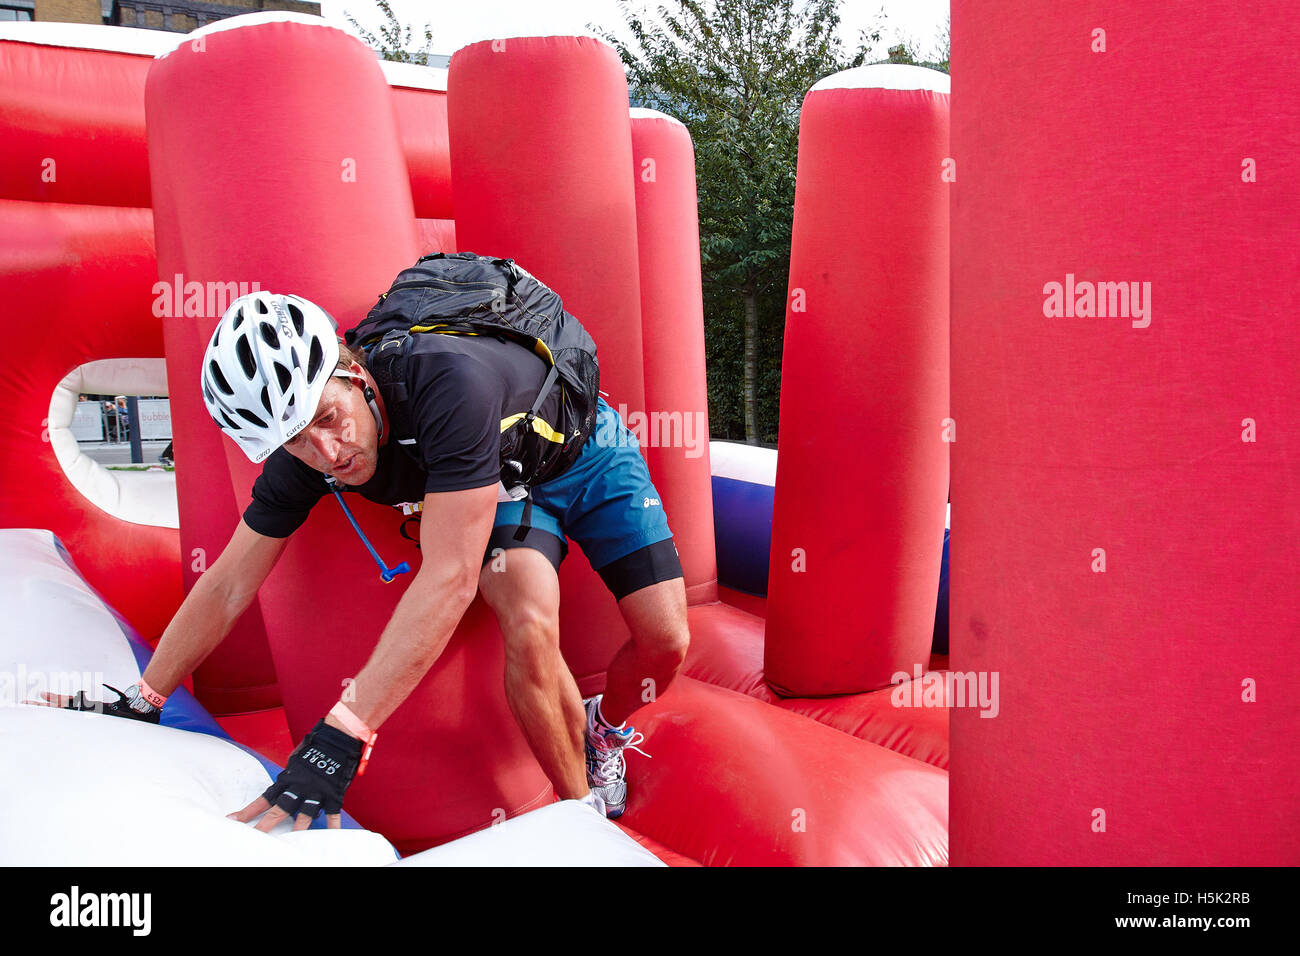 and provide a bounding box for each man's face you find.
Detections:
[282,366,382,484]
